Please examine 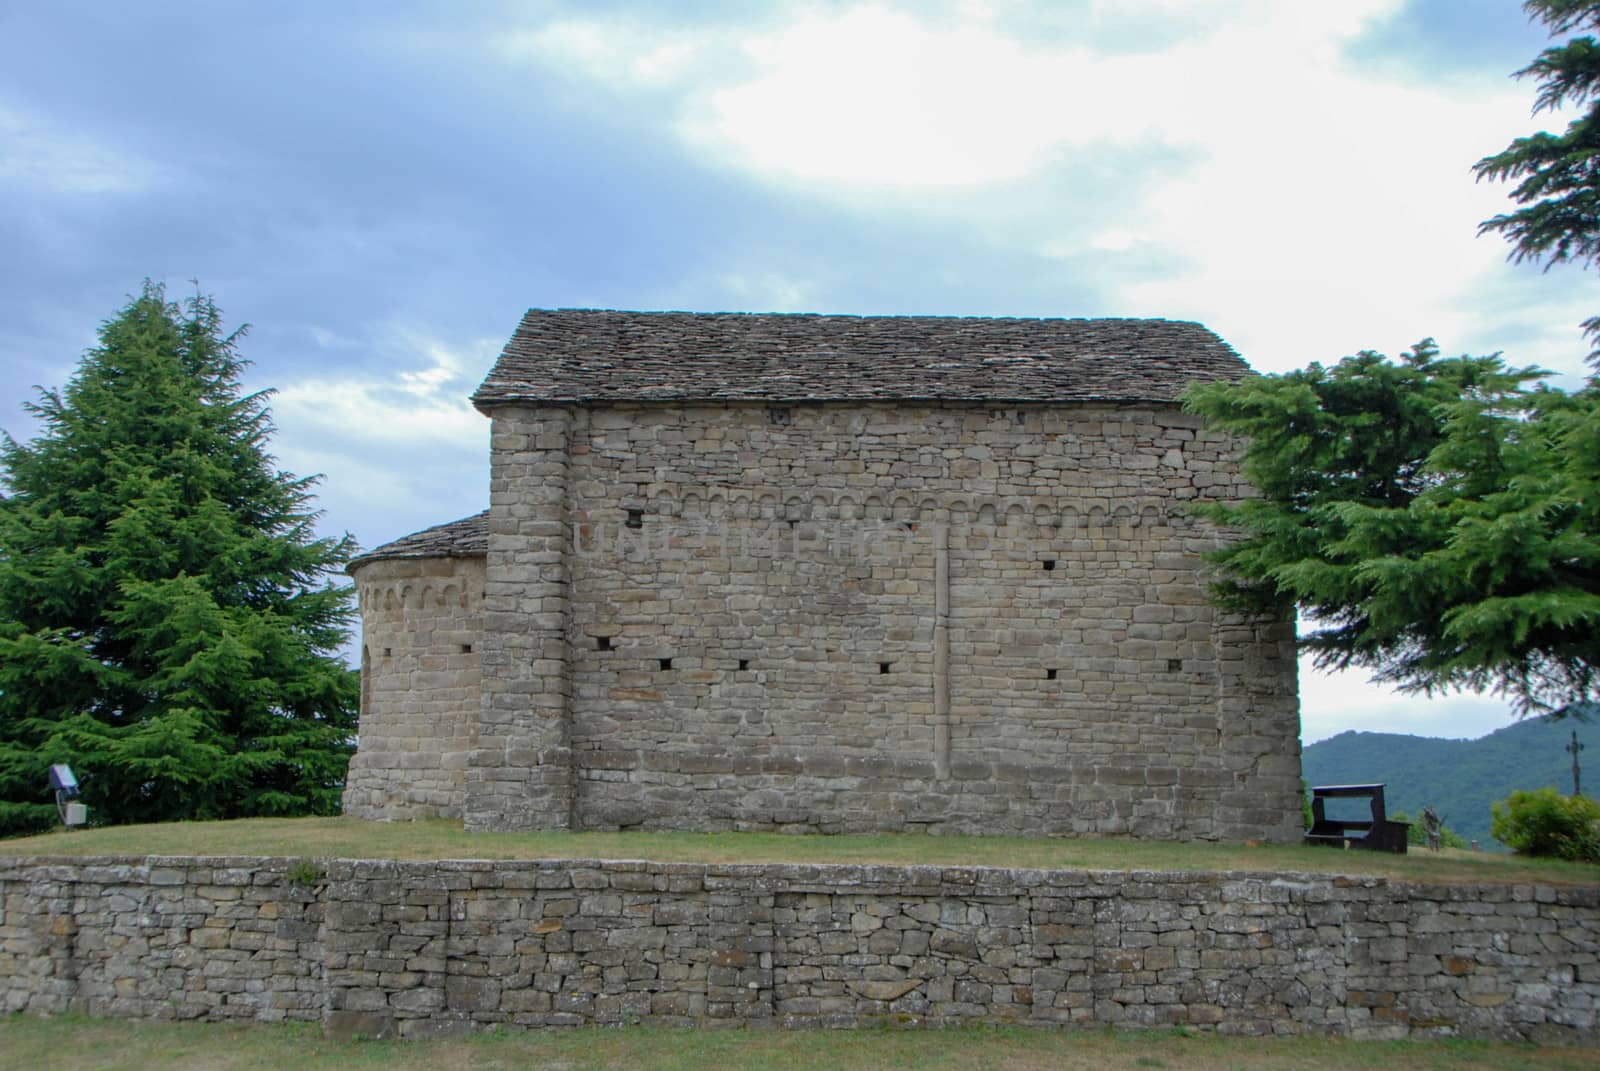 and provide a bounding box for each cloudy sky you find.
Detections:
[2,0,1592,744]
